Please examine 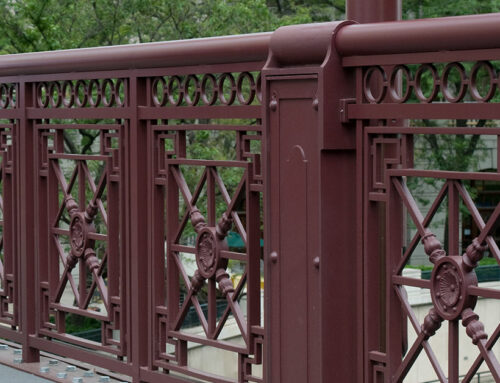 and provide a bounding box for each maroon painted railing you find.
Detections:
[340,12,500,383]
[0,12,499,383]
